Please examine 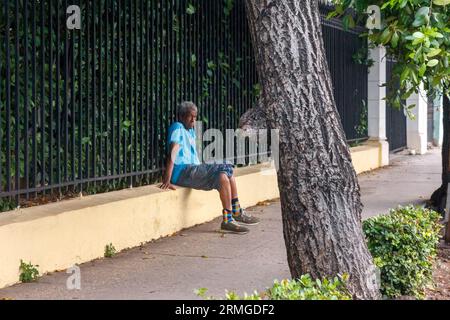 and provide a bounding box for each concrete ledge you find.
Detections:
[350,141,385,174]
[0,142,383,289]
